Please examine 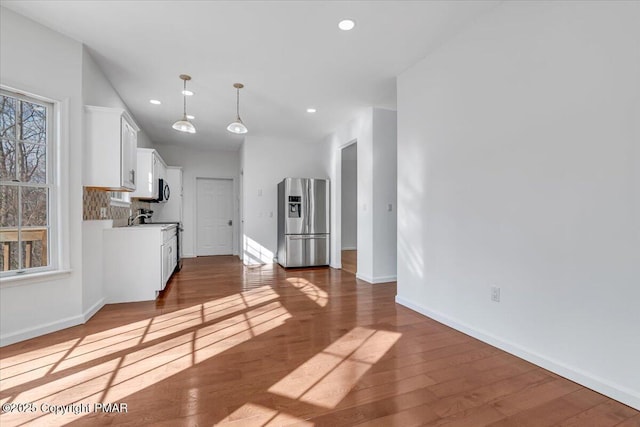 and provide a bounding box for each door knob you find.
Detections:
[228,220,232,226]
